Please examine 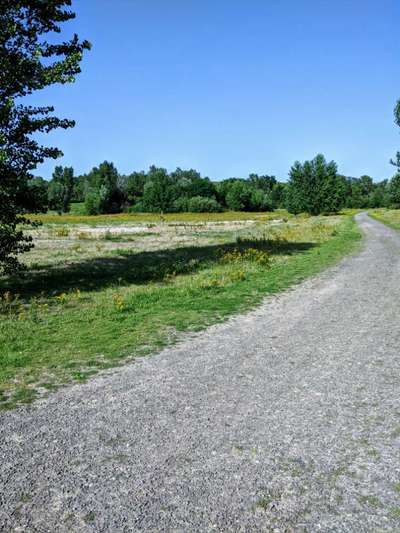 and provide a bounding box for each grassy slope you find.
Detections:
[368,209,400,230]
[0,216,361,410]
